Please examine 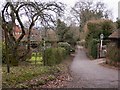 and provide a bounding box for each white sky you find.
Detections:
[0,0,119,21]
[54,0,120,21]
